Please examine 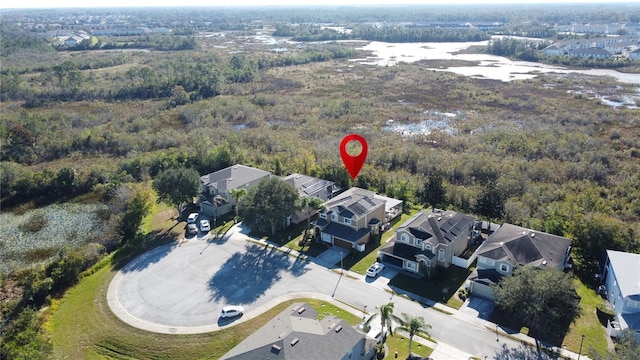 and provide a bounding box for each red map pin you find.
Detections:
[340,134,368,180]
